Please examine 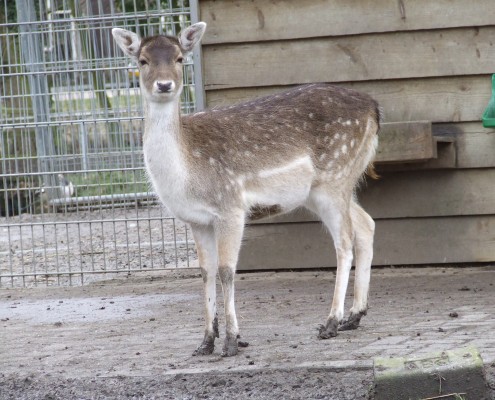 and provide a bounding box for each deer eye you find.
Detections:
[176,56,184,64]
[139,59,148,67]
